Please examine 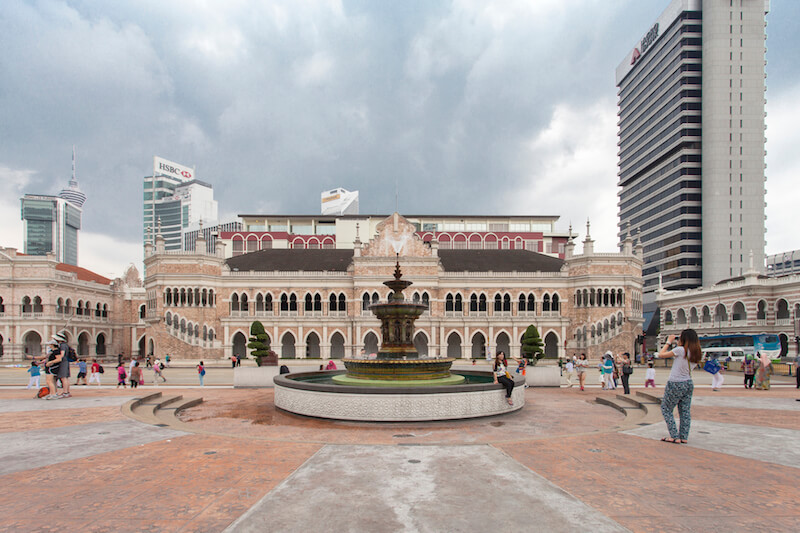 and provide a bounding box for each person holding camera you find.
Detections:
[657,329,702,444]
